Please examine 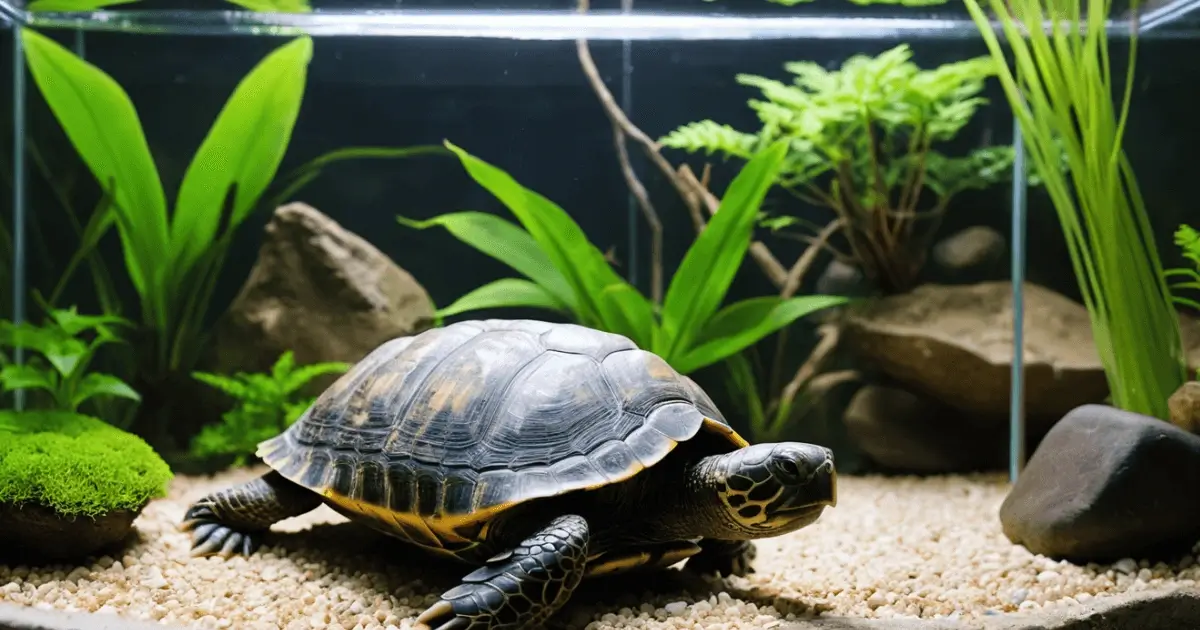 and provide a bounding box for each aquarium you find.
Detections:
[2,0,1200,628]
